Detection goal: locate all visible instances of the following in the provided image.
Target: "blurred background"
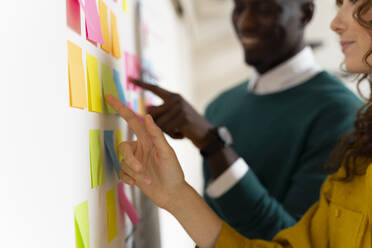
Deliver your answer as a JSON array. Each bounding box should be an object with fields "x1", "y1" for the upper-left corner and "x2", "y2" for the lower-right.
[{"x1": 159, "y1": 0, "x2": 370, "y2": 247}]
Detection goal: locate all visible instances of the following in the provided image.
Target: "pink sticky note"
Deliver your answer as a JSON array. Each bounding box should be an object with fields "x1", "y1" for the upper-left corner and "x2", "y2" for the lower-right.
[
  {"x1": 85, "y1": 22, "x2": 97, "y2": 46},
  {"x1": 79, "y1": 0, "x2": 104, "y2": 44},
  {"x1": 117, "y1": 183, "x2": 139, "y2": 226},
  {"x1": 66, "y1": 0, "x2": 81, "y2": 35},
  {"x1": 124, "y1": 52, "x2": 141, "y2": 91}
]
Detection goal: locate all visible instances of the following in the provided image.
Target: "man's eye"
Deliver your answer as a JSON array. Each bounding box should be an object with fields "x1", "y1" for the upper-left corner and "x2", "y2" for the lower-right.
[
  {"x1": 233, "y1": 4, "x2": 244, "y2": 13},
  {"x1": 256, "y1": 3, "x2": 275, "y2": 14}
]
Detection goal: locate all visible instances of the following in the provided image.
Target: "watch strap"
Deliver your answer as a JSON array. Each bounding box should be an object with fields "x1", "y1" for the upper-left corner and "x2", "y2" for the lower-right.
[{"x1": 200, "y1": 128, "x2": 225, "y2": 158}]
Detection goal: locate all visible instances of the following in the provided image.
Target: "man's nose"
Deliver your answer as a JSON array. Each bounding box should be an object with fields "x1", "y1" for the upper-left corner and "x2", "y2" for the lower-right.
[{"x1": 237, "y1": 8, "x2": 257, "y2": 32}]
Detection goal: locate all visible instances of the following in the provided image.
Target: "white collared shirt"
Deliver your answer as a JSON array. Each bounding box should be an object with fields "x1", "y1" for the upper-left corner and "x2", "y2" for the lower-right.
[{"x1": 206, "y1": 47, "x2": 323, "y2": 198}]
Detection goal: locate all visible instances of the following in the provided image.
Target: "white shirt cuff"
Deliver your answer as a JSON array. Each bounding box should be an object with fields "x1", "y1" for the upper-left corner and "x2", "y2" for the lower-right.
[{"x1": 206, "y1": 158, "x2": 249, "y2": 199}]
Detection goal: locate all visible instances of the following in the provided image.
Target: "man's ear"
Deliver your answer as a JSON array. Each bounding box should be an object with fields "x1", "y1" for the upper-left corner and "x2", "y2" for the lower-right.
[{"x1": 301, "y1": 2, "x2": 315, "y2": 26}]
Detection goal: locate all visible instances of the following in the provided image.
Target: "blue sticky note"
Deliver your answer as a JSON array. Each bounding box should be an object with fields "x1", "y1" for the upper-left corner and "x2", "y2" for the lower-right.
[
  {"x1": 104, "y1": 130, "x2": 121, "y2": 178},
  {"x1": 113, "y1": 69, "x2": 127, "y2": 106},
  {"x1": 133, "y1": 99, "x2": 139, "y2": 113}
]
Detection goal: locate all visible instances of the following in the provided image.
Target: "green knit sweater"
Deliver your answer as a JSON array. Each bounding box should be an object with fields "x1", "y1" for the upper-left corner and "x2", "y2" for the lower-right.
[{"x1": 203, "y1": 71, "x2": 363, "y2": 240}]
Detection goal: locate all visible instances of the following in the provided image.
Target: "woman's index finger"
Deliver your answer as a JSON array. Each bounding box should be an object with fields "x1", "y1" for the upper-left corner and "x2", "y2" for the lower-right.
[{"x1": 105, "y1": 95, "x2": 149, "y2": 141}]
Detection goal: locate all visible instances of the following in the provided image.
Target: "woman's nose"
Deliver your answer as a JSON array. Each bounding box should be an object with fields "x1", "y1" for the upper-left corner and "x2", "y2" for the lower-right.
[{"x1": 330, "y1": 8, "x2": 346, "y2": 35}]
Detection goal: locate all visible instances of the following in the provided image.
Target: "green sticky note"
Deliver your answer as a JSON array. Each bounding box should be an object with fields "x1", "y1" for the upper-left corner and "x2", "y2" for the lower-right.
[
  {"x1": 106, "y1": 188, "x2": 118, "y2": 243},
  {"x1": 74, "y1": 200, "x2": 90, "y2": 248},
  {"x1": 89, "y1": 130, "x2": 105, "y2": 188},
  {"x1": 86, "y1": 53, "x2": 103, "y2": 113},
  {"x1": 101, "y1": 63, "x2": 119, "y2": 114}
]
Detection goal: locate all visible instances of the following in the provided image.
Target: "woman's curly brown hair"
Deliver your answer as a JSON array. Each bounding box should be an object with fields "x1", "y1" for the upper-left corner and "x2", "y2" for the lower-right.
[{"x1": 327, "y1": 0, "x2": 372, "y2": 180}]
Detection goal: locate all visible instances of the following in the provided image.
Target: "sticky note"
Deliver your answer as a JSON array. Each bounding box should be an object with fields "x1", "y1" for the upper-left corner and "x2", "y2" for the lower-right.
[
  {"x1": 85, "y1": 22, "x2": 97, "y2": 46},
  {"x1": 106, "y1": 188, "x2": 118, "y2": 243},
  {"x1": 89, "y1": 130, "x2": 105, "y2": 188},
  {"x1": 133, "y1": 99, "x2": 139, "y2": 113},
  {"x1": 74, "y1": 200, "x2": 90, "y2": 248},
  {"x1": 122, "y1": 0, "x2": 128, "y2": 13},
  {"x1": 66, "y1": 0, "x2": 81, "y2": 34},
  {"x1": 79, "y1": 0, "x2": 104, "y2": 44},
  {"x1": 115, "y1": 129, "x2": 124, "y2": 162},
  {"x1": 104, "y1": 130, "x2": 121, "y2": 177},
  {"x1": 99, "y1": 0, "x2": 111, "y2": 53},
  {"x1": 101, "y1": 63, "x2": 119, "y2": 114},
  {"x1": 113, "y1": 69, "x2": 127, "y2": 105},
  {"x1": 67, "y1": 41, "x2": 87, "y2": 109},
  {"x1": 117, "y1": 183, "x2": 139, "y2": 226},
  {"x1": 124, "y1": 52, "x2": 141, "y2": 91},
  {"x1": 86, "y1": 53, "x2": 103, "y2": 113},
  {"x1": 138, "y1": 96, "x2": 146, "y2": 116},
  {"x1": 110, "y1": 12, "x2": 122, "y2": 59}
]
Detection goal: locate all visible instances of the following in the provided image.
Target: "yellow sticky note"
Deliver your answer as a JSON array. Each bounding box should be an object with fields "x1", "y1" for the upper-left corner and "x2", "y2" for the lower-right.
[
  {"x1": 86, "y1": 53, "x2": 103, "y2": 113},
  {"x1": 111, "y1": 12, "x2": 122, "y2": 59},
  {"x1": 115, "y1": 129, "x2": 124, "y2": 161},
  {"x1": 106, "y1": 188, "x2": 118, "y2": 243},
  {"x1": 138, "y1": 96, "x2": 146, "y2": 116},
  {"x1": 74, "y1": 200, "x2": 90, "y2": 248},
  {"x1": 67, "y1": 41, "x2": 87, "y2": 109},
  {"x1": 99, "y1": 0, "x2": 111, "y2": 53},
  {"x1": 101, "y1": 63, "x2": 119, "y2": 114},
  {"x1": 89, "y1": 130, "x2": 105, "y2": 188},
  {"x1": 122, "y1": 0, "x2": 128, "y2": 13}
]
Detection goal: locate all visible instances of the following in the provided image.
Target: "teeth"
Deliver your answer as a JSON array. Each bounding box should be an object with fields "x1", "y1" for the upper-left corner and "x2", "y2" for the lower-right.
[{"x1": 241, "y1": 37, "x2": 259, "y2": 44}]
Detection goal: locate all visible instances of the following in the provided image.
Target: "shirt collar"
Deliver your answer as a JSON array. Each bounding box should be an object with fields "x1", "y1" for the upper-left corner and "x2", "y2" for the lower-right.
[{"x1": 247, "y1": 47, "x2": 322, "y2": 94}]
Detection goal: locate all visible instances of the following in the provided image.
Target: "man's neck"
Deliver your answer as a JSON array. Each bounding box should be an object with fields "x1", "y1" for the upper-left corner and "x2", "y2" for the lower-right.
[{"x1": 254, "y1": 43, "x2": 305, "y2": 74}]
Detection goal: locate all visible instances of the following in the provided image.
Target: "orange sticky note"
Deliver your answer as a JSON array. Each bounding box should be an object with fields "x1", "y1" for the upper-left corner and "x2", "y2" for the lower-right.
[
  {"x1": 67, "y1": 41, "x2": 87, "y2": 109},
  {"x1": 111, "y1": 12, "x2": 122, "y2": 59},
  {"x1": 86, "y1": 53, "x2": 103, "y2": 113},
  {"x1": 106, "y1": 188, "x2": 118, "y2": 243},
  {"x1": 99, "y1": 0, "x2": 111, "y2": 53}
]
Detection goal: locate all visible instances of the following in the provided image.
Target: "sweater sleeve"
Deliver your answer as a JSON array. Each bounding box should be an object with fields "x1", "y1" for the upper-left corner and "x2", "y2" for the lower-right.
[
  {"x1": 203, "y1": 97, "x2": 360, "y2": 240},
  {"x1": 214, "y1": 178, "x2": 331, "y2": 248}
]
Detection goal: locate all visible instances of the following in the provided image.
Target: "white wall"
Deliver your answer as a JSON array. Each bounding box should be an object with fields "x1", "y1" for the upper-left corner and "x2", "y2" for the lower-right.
[{"x1": 0, "y1": 0, "x2": 197, "y2": 248}]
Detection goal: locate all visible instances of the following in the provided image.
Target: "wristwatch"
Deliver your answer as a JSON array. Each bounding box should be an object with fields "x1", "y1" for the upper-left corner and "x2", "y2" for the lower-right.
[{"x1": 200, "y1": 126, "x2": 233, "y2": 158}]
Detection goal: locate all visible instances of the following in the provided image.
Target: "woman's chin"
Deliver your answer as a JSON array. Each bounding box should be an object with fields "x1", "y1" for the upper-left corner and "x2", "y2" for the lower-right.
[{"x1": 344, "y1": 58, "x2": 372, "y2": 74}]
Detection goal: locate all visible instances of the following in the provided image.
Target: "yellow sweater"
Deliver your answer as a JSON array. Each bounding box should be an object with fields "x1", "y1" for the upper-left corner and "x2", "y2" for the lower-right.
[{"x1": 215, "y1": 165, "x2": 372, "y2": 248}]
